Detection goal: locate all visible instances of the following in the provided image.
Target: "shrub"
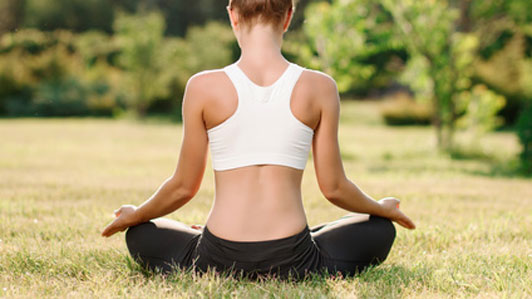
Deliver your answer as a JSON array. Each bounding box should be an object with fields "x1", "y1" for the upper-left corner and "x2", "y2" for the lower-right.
[
  {"x1": 0, "y1": 19, "x2": 236, "y2": 118},
  {"x1": 456, "y1": 84, "x2": 506, "y2": 139},
  {"x1": 475, "y1": 33, "x2": 532, "y2": 125},
  {"x1": 23, "y1": 0, "x2": 114, "y2": 33},
  {"x1": 0, "y1": 29, "x2": 121, "y2": 117},
  {"x1": 380, "y1": 93, "x2": 433, "y2": 126}
]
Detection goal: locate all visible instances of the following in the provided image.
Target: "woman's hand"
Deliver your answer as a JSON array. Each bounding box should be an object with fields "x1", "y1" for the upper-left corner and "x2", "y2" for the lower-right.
[
  {"x1": 101, "y1": 205, "x2": 140, "y2": 237},
  {"x1": 379, "y1": 197, "x2": 416, "y2": 230}
]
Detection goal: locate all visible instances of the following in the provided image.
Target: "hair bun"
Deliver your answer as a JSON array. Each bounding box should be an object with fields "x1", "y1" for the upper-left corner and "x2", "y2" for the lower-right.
[{"x1": 229, "y1": 0, "x2": 295, "y2": 28}]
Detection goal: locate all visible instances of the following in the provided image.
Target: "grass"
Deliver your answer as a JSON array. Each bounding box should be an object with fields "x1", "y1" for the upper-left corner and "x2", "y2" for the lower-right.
[{"x1": 1, "y1": 101, "x2": 531, "y2": 298}]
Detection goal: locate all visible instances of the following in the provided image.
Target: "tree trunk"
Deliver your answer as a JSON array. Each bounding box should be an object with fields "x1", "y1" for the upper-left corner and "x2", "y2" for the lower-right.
[
  {"x1": 432, "y1": 96, "x2": 444, "y2": 150},
  {"x1": 0, "y1": 0, "x2": 25, "y2": 35}
]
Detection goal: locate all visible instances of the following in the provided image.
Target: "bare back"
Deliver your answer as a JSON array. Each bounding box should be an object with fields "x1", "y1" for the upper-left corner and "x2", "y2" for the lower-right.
[{"x1": 200, "y1": 62, "x2": 321, "y2": 241}]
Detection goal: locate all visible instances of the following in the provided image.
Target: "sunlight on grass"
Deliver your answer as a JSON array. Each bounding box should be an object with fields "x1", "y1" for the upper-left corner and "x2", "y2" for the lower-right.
[{"x1": 1, "y1": 101, "x2": 530, "y2": 297}]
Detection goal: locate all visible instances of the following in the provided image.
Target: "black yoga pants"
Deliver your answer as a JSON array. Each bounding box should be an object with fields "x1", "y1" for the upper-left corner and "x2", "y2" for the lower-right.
[{"x1": 125, "y1": 214, "x2": 396, "y2": 278}]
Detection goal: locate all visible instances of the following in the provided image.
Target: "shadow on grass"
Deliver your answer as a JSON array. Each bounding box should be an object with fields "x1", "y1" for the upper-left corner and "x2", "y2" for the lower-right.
[
  {"x1": 449, "y1": 148, "x2": 531, "y2": 178},
  {"x1": 359, "y1": 264, "x2": 431, "y2": 284},
  {"x1": 125, "y1": 255, "x2": 427, "y2": 294}
]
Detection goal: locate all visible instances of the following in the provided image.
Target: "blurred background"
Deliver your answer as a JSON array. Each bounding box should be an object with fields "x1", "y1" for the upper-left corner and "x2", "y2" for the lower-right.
[{"x1": 0, "y1": 0, "x2": 531, "y2": 173}]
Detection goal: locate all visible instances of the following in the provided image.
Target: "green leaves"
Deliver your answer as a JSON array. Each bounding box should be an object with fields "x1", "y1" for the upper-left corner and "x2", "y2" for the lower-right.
[
  {"x1": 113, "y1": 13, "x2": 235, "y2": 117},
  {"x1": 302, "y1": 0, "x2": 507, "y2": 151},
  {"x1": 303, "y1": 0, "x2": 401, "y2": 93}
]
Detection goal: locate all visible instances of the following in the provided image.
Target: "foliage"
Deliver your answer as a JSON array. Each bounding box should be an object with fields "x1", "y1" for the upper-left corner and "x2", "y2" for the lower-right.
[
  {"x1": 3, "y1": 0, "x2": 318, "y2": 37},
  {"x1": 113, "y1": 15, "x2": 235, "y2": 117},
  {"x1": 456, "y1": 84, "x2": 506, "y2": 142},
  {"x1": 180, "y1": 22, "x2": 236, "y2": 77},
  {"x1": 0, "y1": 15, "x2": 236, "y2": 118},
  {"x1": 303, "y1": 0, "x2": 506, "y2": 152},
  {"x1": 0, "y1": 29, "x2": 119, "y2": 116},
  {"x1": 113, "y1": 12, "x2": 175, "y2": 116},
  {"x1": 23, "y1": 0, "x2": 115, "y2": 33},
  {"x1": 379, "y1": 93, "x2": 432, "y2": 126},
  {"x1": 383, "y1": 0, "x2": 485, "y2": 151},
  {"x1": 301, "y1": 0, "x2": 406, "y2": 94},
  {"x1": 471, "y1": 0, "x2": 532, "y2": 31},
  {"x1": 474, "y1": 33, "x2": 532, "y2": 123},
  {"x1": 465, "y1": 0, "x2": 532, "y2": 125}
]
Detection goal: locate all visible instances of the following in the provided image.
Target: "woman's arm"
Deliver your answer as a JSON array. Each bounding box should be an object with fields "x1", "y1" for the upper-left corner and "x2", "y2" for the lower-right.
[
  {"x1": 311, "y1": 74, "x2": 415, "y2": 229},
  {"x1": 102, "y1": 74, "x2": 209, "y2": 237}
]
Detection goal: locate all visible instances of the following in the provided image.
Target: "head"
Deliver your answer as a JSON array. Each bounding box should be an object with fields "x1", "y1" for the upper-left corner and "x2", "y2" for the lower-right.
[{"x1": 227, "y1": 0, "x2": 296, "y2": 37}]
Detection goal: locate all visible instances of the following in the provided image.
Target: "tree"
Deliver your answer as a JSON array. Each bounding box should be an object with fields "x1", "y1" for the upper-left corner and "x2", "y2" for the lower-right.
[
  {"x1": 114, "y1": 12, "x2": 176, "y2": 116},
  {"x1": 0, "y1": 0, "x2": 25, "y2": 35},
  {"x1": 302, "y1": 1, "x2": 405, "y2": 93},
  {"x1": 23, "y1": 0, "x2": 114, "y2": 33},
  {"x1": 303, "y1": 0, "x2": 505, "y2": 151},
  {"x1": 381, "y1": 0, "x2": 480, "y2": 150}
]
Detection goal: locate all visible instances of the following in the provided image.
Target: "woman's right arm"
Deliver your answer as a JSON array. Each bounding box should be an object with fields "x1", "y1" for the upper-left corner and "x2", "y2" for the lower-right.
[
  {"x1": 101, "y1": 74, "x2": 210, "y2": 237},
  {"x1": 311, "y1": 73, "x2": 415, "y2": 229}
]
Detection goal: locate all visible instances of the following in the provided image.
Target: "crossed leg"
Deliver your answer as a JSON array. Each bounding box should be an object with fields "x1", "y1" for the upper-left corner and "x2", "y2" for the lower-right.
[
  {"x1": 125, "y1": 218, "x2": 201, "y2": 273},
  {"x1": 311, "y1": 214, "x2": 396, "y2": 276}
]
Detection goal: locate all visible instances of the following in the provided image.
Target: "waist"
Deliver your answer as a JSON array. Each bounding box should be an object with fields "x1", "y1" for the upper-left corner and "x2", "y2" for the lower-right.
[
  {"x1": 199, "y1": 225, "x2": 313, "y2": 263},
  {"x1": 205, "y1": 205, "x2": 308, "y2": 241}
]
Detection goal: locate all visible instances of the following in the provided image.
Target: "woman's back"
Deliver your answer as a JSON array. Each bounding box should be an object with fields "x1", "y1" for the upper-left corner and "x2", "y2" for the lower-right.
[
  {"x1": 102, "y1": 0, "x2": 414, "y2": 278},
  {"x1": 199, "y1": 60, "x2": 322, "y2": 241}
]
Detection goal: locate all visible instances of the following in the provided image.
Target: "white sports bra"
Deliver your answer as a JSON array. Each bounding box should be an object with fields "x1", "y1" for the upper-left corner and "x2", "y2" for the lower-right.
[{"x1": 207, "y1": 61, "x2": 314, "y2": 171}]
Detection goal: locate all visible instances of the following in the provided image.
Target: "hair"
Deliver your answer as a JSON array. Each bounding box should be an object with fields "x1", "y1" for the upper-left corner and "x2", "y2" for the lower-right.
[{"x1": 229, "y1": 0, "x2": 297, "y2": 29}]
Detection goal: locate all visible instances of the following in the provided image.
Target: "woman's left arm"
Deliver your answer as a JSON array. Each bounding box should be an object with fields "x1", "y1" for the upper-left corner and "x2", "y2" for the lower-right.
[{"x1": 102, "y1": 75, "x2": 208, "y2": 237}]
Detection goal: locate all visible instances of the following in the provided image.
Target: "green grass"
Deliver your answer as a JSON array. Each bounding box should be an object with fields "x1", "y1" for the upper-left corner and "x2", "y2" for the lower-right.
[{"x1": 1, "y1": 101, "x2": 531, "y2": 298}]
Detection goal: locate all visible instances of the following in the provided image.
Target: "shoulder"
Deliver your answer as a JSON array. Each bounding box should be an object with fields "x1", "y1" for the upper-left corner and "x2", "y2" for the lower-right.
[
  {"x1": 300, "y1": 68, "x2": 338, "y2": 93},
  {"x1": 298, "y1": 67, "x2": 340, "y2": 109},
  {"x1": 185, "y1": 68, "x2": 229, "y2": 94},
  {"x1": 183, "y1": 68, "x2": 234, "y2": 107}
]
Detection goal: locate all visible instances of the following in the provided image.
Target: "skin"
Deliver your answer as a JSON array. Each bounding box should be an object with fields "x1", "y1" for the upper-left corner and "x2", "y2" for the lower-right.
[{"x1": 102, "y1": 4, "x2": 415, "y2": 240}]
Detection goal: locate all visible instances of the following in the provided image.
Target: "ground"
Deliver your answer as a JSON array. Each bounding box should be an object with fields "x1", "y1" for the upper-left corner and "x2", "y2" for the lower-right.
[{"x1": 0, "y1": 101, "x2": 530, "y2": 298}]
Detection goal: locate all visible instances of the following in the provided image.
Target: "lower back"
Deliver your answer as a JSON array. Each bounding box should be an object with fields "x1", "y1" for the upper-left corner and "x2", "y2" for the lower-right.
[{"x1": 205, "y1": 165, "x2": 308, "y2": 241}]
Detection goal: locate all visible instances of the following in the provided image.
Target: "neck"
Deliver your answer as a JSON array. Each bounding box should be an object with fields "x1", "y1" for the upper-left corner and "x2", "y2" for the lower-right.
[{"x1": 237, "y1": 24, "x2": 285, "y2": 66}]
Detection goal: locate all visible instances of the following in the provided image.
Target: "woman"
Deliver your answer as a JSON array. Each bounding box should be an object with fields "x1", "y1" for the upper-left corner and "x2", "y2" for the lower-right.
[{"x1": 102, "y1": 0, "x2": 415, "y2": 279}]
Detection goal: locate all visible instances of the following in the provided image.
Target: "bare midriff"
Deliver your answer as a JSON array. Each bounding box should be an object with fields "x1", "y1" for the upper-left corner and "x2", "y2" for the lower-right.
[{"x1": 205, "y1": 164, "x2": 308, "y2": 242}]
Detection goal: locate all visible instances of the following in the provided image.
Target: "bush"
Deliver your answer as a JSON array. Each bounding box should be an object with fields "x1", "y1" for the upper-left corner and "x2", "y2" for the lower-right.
[
  {"x1": 456, "y1": 84, "x2": 506, "y2": 139},
  {"x1": 475, "y1": 33, "x2": 532, "y2": 125},
  {"x1": 0, "y1": 18, "x2": 236, "y2": 118},
  {"x1": 23, "y1": 0, "x2": 114, "y2": 33},
  {"x1": 112, "y1": 13, "x2": 236, "y2": 117},
  {"x1": 0, "y1": 29, "x2": 121, "y2": 117},
  {"x1": 380, "y1": 93, "x2": 433, "y2": 126},
  {"x1": 6, "y1": 77, "x2": 89, "y2": 116}
]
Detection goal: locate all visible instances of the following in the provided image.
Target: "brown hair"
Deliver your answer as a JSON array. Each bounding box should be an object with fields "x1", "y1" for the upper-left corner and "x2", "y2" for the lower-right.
[{"x1": 229, "y1": 0, "x2": 296, "y2": 29}]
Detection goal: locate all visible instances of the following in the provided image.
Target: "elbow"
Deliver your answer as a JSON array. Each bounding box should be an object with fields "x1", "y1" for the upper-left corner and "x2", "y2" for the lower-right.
[
  {"x1": 320, "y1": 177, "x2": 347, "y2": 203},
  {"x1": 173, "y1": 186, "x2": 195, "y2": 203},
  {"x1": 168, "y1": 179, "x2": 196, "y2": 204}
]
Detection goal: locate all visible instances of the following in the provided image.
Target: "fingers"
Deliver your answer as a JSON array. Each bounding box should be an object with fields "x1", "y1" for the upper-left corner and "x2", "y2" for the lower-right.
[
  {"x1": 101, "y1": 225, "x2": 113, "y2": 237},
  {"x1": 397, "y1": 214, "x2": 416, "y2": 230},
  {"x1": 400, "y1": 211, "x2": 416, "y2": 229},
  {"x1": 397, "y1": 219, "x2": 415, "y2": 230},
  {"x1": 101, "y1": 219, "x2": 123, "y2": 237},
  {"x1": 101, "y1": 222, "x2": 116, "y2": 237},
  {"x1": 102, "y1": 225, "x2": 121, "y2": 237},
  {"x1": 404, "y1": 218, "x2": 416, "y2": 229},
  {"x1": 387, "y1": 198, "x2": 415, "y2": 230}
]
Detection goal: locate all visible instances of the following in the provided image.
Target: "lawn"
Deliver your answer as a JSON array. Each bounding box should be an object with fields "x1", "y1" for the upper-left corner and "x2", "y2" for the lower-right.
[{"x1": 1, "y1": 101, "x2": 530, "y2": 298}]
